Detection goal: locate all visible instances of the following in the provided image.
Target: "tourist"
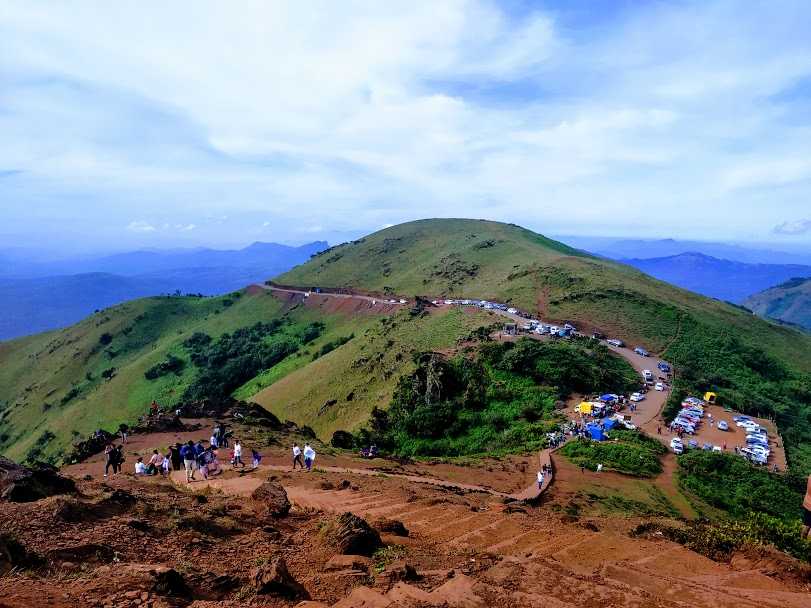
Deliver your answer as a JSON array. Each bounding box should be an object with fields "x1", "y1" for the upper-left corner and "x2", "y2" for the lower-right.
[
  {"x1": 596, "y1": 463, "x2": 603, "y2": 473},
  {"x1": 119, "y1": 423, "x2": 128, "y2": 444},
  {"x1": 233, "y1": 439, "x2": 245, "y2": 468},
  {"x1": 162, "y1": 449, "x2": 171, "y2": 476},
  {"x1": 537, "y1": 471, "x2": 544, "y2": 489},
  {"x1": 199, "y1": 447, "x2": 210, "y2": 480},
  {"x1": 104, "y1": 444, "x2": 115, "y2": 477},
  {"x1": 292, "y1": 444, "x2": 303, "y2": 470},
  {"x1": 170, "y1": 443, "x2": 182, "y2": 471},
  {"x1": 149, "y1": 400, "x2": 159, "y2": 416},
  {"x1": 180, "y1": 440, "x2": 196, "y2": 482},
  {"x1": 147, "y1": 449, "x2": 162, "y2": 475},
  {"x1": 303, "y1": 443, "x2": 316, "y2": 471},
  {"x1": 251, "y1": 448, "x2": 262, "y2": 469},
  {"x1": 135, "y1": 456, "x2": 146, "y2": 475},
  {"x1": 210, "y1": 430, "x2": 218, "y2": 449},
  {"x1": 112, "y1": 445, "x2": 124, "y2": 474}
]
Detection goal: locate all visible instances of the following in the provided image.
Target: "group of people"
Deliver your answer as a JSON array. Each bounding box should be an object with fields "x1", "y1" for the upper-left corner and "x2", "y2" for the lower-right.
[{"x1": 292, "y1": 443, "x2": 316, "y2": 471}]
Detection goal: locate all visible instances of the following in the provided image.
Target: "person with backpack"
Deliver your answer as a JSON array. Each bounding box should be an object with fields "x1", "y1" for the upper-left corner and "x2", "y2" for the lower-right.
[{"x1": 180, "y1": 440, "x2": 196, "y2": 482}]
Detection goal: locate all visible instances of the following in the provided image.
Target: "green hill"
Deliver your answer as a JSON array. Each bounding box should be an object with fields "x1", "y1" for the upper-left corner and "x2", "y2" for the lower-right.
[
  {"x1": 0, "y1": 289, "x2": 366, "y2": 463},
  {"x1": 278, "y1": 219, "x2": 811, "y2": 471},
  {"x1": 744, "y1": 277, "x2": 811, "y2": 331}
]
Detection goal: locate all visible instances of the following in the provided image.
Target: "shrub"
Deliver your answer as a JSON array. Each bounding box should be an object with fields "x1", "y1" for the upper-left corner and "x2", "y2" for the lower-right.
[
  {"x1": 98, "y1": 332, "x2": 113, "y2": 345},
  {"x1": 144, "y1": 354, "x2": 186, "y2": 380},
  {"x1": 560, "y1": 435, "x2": 664, "y2": 477}
]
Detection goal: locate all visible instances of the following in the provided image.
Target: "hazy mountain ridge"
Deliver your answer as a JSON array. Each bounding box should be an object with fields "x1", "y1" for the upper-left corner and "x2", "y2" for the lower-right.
[
  {"x1": 620, "y1": 252, "x2": 811, "y2": 303},
  {"x1": 745, "y1": 277, "x2": 811, "y2": 330}
]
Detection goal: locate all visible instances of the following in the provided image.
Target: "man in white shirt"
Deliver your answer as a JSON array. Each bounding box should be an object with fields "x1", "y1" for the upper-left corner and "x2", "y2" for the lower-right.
[
  {"x1": 292, "y1": 444, "x2": 303, "y2": 470},
  {"x1": 233, "y1": 440, "x2": 245, "y2": 468},
  {"x1": 134, "y1": 458, "x2": 146, "y2": 475}
]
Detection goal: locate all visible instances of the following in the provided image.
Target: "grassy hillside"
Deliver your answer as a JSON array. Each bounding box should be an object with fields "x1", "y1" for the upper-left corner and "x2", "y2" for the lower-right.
[
  {"x1": 744, "y1": 277, "x2": 811, "y2": 331},
  {"x1": 251, "y1": 306, "x2": 494, "y2": 438},
  {"x1": 0, "y1": 289, "x2": 360, "y2": 462},
  {"x1": 278, "y1": 219, "x2": 811, "y2": 471}
]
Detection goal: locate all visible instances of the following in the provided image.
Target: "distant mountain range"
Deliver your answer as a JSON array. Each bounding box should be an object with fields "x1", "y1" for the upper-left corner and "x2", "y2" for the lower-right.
[
  {"x1": 621, "y1": 252, "x2": 811, "y2": 304},
  {"x1": 0, "y1": 241, "x2": 327, "y2": 340},
  {"x1": 555, "y1": 235, "x2": 811, "y2": 266},
  {"x1": 745, "y1": 277, "x2": 811, "y2": 331}
]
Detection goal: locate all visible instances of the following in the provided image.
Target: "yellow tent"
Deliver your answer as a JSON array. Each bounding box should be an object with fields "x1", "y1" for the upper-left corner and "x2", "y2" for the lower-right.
[
  {"x1": 577, "y1": 402, "x2": 594, "y2": 415},
  {"x1": 704, "y1": 391, "x2": 717, "y2": 404}
]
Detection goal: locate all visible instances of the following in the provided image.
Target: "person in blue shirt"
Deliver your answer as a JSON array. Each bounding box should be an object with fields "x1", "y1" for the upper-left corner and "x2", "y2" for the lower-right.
[{"x1": 180, "y1": 440, "x2": 196, "y2": 482}]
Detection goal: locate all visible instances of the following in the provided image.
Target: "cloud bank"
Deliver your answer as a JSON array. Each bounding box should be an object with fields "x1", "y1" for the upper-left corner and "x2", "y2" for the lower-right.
[{"x1": 2, "y1": 1, "x2": 811, "y2": 251}]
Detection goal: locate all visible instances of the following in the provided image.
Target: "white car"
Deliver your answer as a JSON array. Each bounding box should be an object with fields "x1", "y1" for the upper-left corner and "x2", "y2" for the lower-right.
[
  {"x1": 670, "y1": 438, "x2": 684, "y2": 454},
  {"x1": 606, "y1": 338, "x2": 624, "y2": 347},
  {"x1": 654, "y1": 382, "x2": 664, "y2": 391},
  {"x1": 507, "y1": 307, "x2": 518, "y2": 314},
  {"x1": 613, "y1": 415, "x2": 636, "y2": 430},
  {"x1": 549, "y1": 326, "x2": 559, "y2": 334},
  {"x1": 630, "y1": 392, "x2": 645, "y2": 402}
]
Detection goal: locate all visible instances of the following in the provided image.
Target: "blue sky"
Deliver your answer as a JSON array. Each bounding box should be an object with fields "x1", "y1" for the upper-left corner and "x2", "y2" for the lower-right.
[{"x1": 2, "y1": 0, "x2": 811, "y2": 253}]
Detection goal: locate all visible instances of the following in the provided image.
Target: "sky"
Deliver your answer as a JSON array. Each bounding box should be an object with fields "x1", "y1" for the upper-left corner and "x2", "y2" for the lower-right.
[{"x1": 2, "y1": 0, "x2": 811, "y2": 254}]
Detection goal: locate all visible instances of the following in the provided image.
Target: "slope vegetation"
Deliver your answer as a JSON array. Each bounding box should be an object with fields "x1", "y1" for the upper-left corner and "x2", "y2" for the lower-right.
[
  {"x1": 745, "y1": 276, "x2": 811, "y2": 331},
  {"x1": 278, "y1": 219, "x2": 811, "y2": 471}
]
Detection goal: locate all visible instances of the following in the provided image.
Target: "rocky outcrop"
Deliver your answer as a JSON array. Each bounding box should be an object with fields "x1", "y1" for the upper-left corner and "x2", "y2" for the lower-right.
[
  {"x1": 372, "y1": 518, "x2": 409, "y2": 537},
  {"x1": 251, "y1": 556, "x2": 309, "y2": 599},
  {"x1": 331, "y1": 512, "x2": 383, "y2": 557},
  {"x1": 66, "y1": 430, "x2": 116, "y2": 464},
  {"x1": 0, "y1": 457, "x2": 76, "y2": 502},
  {"x1": 251, "y1": 481, "x2": 291, "y2": 518},
  {"x1": 0, "y1": 534, "x2": 41, "y2": 574}
]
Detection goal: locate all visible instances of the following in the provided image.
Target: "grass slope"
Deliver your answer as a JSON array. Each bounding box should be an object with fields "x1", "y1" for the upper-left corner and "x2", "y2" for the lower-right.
[
  {"x1": 0, "y1": 290, "x2": 357, "y2": 462},
  {"x1": 252, "y1": 307, "x2": 493, "y2": 438},
  {"x1": 278, "y1": 219, "x2": 811, "y2": 471},
  {"x1": 744, "y1": 277, "x2": 811, "y2": 331}
]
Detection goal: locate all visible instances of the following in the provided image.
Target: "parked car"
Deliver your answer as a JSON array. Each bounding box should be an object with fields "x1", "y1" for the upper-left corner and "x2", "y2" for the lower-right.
[
  {"x1": 634, "y1": 346, "x2": 650, "y2": 357},
  {"x1": 687, "y1": 439, "x2": 699, "y2": 449},
  {"x1": 643, "y1": 370, "x2": 654, "y2": 382},
  {"x1": 683, "y1": 397, "x2": 705, "y2": 407},
  {"x1": 630, "y1": 392, "x2": 645, "y2": 402},
  {"x1": 702, "y1": 443, "x2": 713, "y2": 450},
  {"x1": 654, "y1": 382, "x2": 664, "y2": 391},
  {"x1": 606, "y1": 338, "x2": 624, "y2": 347},
  {"x1": 657, "y1": 361, "x2": 671, "y2": 373},
  {"x1": 717, "y1": 420, "x2": 729, "y2": 431},
  {"x1": 670, "y1": 438, "x2": 684, "y2": 454},
  {"x1": 613, "y1": 415, "x2": 636, "y2": 430},
  {"x1": 712, "y1": 445, "x2": 723, "y2": 453},
  {"x1": 592, "y1": 332, "x2": 606, "y2": 340}
]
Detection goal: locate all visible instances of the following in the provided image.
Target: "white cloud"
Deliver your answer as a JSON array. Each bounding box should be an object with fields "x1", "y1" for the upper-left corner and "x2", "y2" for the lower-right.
[
  {"x1": 774, "y1": 219, "x2": 811, "y2": 235},
  {"x1": 2, "y1": 0, "x2": 811, "y2": 248},
  {"x1": 126, "y1": 220, "x2": 156, "y2": 233}
]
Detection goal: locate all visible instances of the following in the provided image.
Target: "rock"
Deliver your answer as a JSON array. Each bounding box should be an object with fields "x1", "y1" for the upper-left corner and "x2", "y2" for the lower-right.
[
  {"x1": 251, "y1": 556, "x2": 309, "y2": 599},
  {"x1": 0, "y1": 534, "x2": 41, "y2": 575},
  {"x1": 338, "y1": 479, "x2": 351, "y2": 490},
  {"x1": 319, "y1": 480, "x2": 335, "y2": 490},
  {"x1": 251, "y1": 481, "x2": 291, "y2": 518},
  {"x1": 0, "y1": 456, "x2": 76, "y2": 502},
  {"x1": 47, "y1": 543, "x2": 115, "y2": 565},
  {"x1": 330, "y1": 430, "x2": 355, "y2": 449},
  {"x1": 294, "y1": 602, "x2": 329, "y2": 608},
  {"x1": 503, "y1": 504, "x2": 528, "y2": 515},
  {"x1": 332, "y1": 512, "x2": 383, "y2": 557},
  {"x1": 299, "y1": 425, "x2": 317, "y2": 440},
  {"x1": 372, "y1": 518, "x2": 409, "y2": 537},
  {"x1": 323, "y1": 554, "x2": 372, "y2": 572},
  {"x1": 150, "y1": 567, "x2": 190, "y2": 598},
  {"x1": 53, "y1": 497, "x2": 94, "y2": 522},
  {"x1": 65, "y1": 431, "x2": 116, "y2": 464},
  {"x1": 384, "y1": 560, "x2": 419, "y2": 583},
  {"x1": 581, "y1": 521, "x2": 600, "y2": 532},
  {"x1": 261, "y1": 525, "x2": 281, "y2": 540},
  {"x1": 210, "y1": 574, "x2": 240, "y2": 592}
]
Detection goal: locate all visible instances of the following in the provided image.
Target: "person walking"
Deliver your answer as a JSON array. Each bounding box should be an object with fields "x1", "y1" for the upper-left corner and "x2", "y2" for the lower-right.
[
  {"x1": 119, "y1": 423, "x2": 128, "y2": 444},
  {"x1": 112, "y1": 445, "x2": 124, "y2": 474},
  {"x1": 251, "y1": 448, "x2": 262, "y2": 469},
  {"x1": 180, "y1": 440, "x2": 196, "y2": 482},
  {"x1": 537, "y1": 471, "x2": 544, "y2": 489},
  {"x1": 596, "y1": 463, "x2": 603, "y2": 473},
  {"x1": 170, "y1": 443, "x2": 182, "y2": 471},
  {"x1": 233, "y1": 439, "x2": 245, "y2": 468},
  {"x1": 303, "y1": 443, "x2": 316, "y2": 472},
  {"x1": 292, "y1": 444, "x2": 304, "y2": 470},
  {"x1": 104, "y1": 444, "x2": 115, "y2": 477}
]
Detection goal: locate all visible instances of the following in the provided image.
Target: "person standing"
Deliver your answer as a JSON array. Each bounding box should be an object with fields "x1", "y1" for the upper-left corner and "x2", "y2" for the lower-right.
[
  {"x1": 537, "y1": 471, "x2": 544, "y2": 489},
  {"x1": 233, "y1": 439, "x2": 245, "y2": 468},
  {"x1": 251, "y1": 448, "x2": 262, "y2": 469},
  {"x1": 170, "y1": 443, "x2": 182, "y2": 471},
  {"x1": 303, "y1": 443, "x2": 316, "y2": 472},
  {"x1": 119, "y1": 423, "x2": 128, "y2": 444},
  {"x1": 112, "y1": 445, "x2": 124, "y2": 474},
  {"x1": 180, "y1": 440, "x2": 196, "y2": 482},
  {"x1": 104, "y1": 444, "x2": 115, "y2": 477},
  {"x1": 802, "y1": 474, "x2": 811, "y2": 540},
  {"x1": 292, "y1": 444, "x2": 303, "y2": 470},
  {"x1": 210, "y1": 430, "x2": 218, "y2": 449}
]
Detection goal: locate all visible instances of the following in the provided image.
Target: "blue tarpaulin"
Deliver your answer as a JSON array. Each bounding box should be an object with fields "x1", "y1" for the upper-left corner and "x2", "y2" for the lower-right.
[
  {"x1": 603, "y1": 418, "x2": 617, "y2": 431},
  {"x1": 586, "y1": 423, "x2": 605, "y2": 441},
  {"x1": 599, "y1": 394, "x2": 616, "y2": 402}
]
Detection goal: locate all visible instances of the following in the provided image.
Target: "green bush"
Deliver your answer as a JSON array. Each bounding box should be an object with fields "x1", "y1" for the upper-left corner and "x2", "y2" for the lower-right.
[
  {"x1": 560, "y1": 433, "x2": 664, "y2": 477},
  {"x1": 677, "y1": 450, "x2": 802, "y2": 521},
  {"x1": 144, "y1": 354, "x2": 185, "y2": 380}
]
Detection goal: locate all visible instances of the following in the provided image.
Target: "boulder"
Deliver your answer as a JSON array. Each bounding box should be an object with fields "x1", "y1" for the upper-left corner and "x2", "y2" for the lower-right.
[
  {"x1": 384, "y1": 560, "x2": 419, "y2": 583},
  {"x1": 251, "y1": 481, "x2": 291, "y2": 518},
  {"x1": 251, "y1": 556, "x2": 309, "y2": 599},
  {"x1": 66, "y1": 430, "x2": 116, "y2": 464},
  {"x1": 372, "y1": 518, "x2": 409, "y2": 537},
  {"x1": 330, "y1": 430, "x2": 355, "y2": 449},
  {"x1": 0, "y1": 457, "x2": 76, "y2": 503},
  {"x1": 47, "y1": 543, "x2": 115, "y2": 566},
  {"x1": 332, "y1": 512, "x2": 383, "y2": 557},
  {"x1": 150, "y1": 567, "x2": 191, "y2": 598},
  {"x1": 322, "y1": 554, "x2": 372, "y2": 572},
  {"x1": 0, "y1": 534, "x2": 41, "y2": 575}
]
